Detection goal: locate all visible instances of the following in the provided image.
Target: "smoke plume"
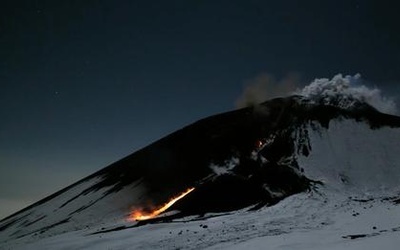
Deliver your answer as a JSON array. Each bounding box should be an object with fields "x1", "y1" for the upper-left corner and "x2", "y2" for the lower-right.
[
  {"x1": 297, "y1": 74, "x2": 398, "y2": 115},
  {"x1": 235, "y1": 73, "x2": 300, "y2": 109}
]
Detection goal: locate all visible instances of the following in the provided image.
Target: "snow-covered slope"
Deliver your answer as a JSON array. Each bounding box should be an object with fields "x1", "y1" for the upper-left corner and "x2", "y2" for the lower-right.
[
  {"x1": 1, "y1": 75, "x2": 399, "y2": 249},
  {"x1": 298, "y1": 119, "x2": 400, "y2": 195}
]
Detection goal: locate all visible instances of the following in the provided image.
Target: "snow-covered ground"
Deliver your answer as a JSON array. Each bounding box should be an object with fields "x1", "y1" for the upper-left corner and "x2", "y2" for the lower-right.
[
  {"x1": 2, "y1": 116, "x2": 400, "y2": 249},
  {"x1": 4, "y1": 188, "x2": 399, "y2": 249}
]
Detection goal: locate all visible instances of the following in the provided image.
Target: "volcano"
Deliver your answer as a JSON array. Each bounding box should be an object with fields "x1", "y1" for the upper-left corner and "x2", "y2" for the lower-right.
[{"x1": 1, "y1": 75, "x2": 400, "y2": 249}]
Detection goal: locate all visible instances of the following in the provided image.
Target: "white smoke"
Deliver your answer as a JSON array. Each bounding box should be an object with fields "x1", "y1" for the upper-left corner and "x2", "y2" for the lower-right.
[
  {"x1": 297, "y1": 74, "x2": 398, "y2": 115},
  {"x1": 209, "y1": 157, "x2": 239, "y2": 176}
]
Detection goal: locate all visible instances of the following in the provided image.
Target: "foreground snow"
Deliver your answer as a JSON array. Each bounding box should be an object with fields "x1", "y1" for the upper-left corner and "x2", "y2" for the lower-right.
[{"x1": 4, "y1": 189, "x2": 399, "y2": 250}]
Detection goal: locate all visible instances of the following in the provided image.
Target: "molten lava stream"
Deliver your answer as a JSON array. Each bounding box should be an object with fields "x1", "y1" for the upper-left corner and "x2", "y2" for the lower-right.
[{"x1": 130, "y1": 187, "x2": 195, "y2": 221}]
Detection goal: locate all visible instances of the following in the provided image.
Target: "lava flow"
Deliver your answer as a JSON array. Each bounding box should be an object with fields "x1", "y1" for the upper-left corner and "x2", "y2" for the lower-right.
[{"x1": 130, "y1": 187, "x2": 195, "y2": 221}]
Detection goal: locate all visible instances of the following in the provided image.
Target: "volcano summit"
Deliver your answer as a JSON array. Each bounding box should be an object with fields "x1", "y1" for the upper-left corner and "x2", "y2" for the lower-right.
[{"x1": 1, "y1": 75, "x2": 400, "y2": 249}]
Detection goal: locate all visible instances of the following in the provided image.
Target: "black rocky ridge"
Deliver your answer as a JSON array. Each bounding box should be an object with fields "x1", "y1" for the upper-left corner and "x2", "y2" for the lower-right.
[{"x1": 2, "y1": 95, "x2": 400, "y2": 227}]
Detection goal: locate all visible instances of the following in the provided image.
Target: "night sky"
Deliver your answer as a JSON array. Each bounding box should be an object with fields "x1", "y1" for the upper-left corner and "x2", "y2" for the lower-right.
[{"x1": 1, "y1": 0, "x2": 399, "y2": 219}]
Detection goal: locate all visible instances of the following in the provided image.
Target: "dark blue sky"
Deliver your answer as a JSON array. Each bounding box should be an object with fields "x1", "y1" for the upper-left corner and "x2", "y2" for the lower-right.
[{"x1": 1, "y1": 0, "x2": 399, "y2": 219}]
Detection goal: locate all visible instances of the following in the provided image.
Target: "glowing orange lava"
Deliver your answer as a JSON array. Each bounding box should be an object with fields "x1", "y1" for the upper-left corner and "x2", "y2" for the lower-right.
[
  {"x1": 130, "y1": 187, "x2": 195, "y2": 221},
  {"x1": 256, "y1": 140, "x2": 265, "y2": 148}
]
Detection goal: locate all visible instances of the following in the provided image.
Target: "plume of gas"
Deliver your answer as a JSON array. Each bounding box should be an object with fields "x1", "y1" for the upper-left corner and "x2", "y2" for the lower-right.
[
  {"x1": 235, "y1": 73, "x2": 300, "y2": 109},
  {"x1": 297, "y1": 74, "x2": 398, "y2": 115}
]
